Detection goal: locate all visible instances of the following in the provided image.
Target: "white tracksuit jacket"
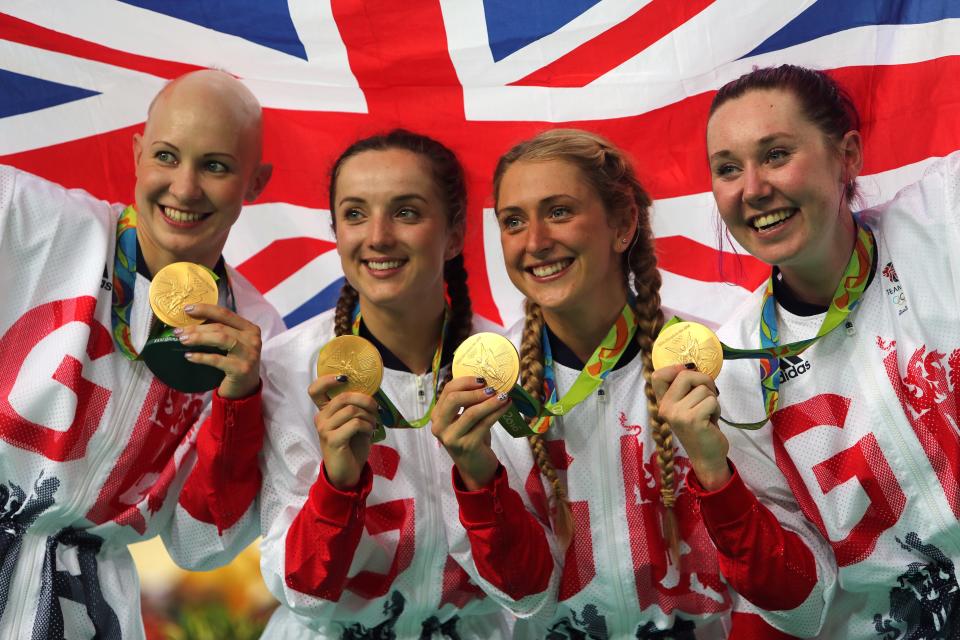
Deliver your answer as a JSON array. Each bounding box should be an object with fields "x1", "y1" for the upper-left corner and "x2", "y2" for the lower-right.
[
  {"x1": 258, "y1": 309, "x2": 554, "y2": 639},
  {"x1": 0, "y1": 166, "x2": 284, "y2": 639},
  {"x1": 708, "y1": 151, "x2": 960, "y2": 638}
]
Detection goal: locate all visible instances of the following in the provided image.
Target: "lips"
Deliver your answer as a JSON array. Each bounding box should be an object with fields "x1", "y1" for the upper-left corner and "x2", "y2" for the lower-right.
[
  {"x1": 527, "y1": 258, "x2": 573, "y2": 278},
  {"x1": 363, "y1": 258, "x2": 407, "y2": 272},
  {"x1": 161, "y1": 205, "x2": 211, "y2": 226},
  {"x1": 749, "y1": 208, "x2": 796, "y2": 231}
]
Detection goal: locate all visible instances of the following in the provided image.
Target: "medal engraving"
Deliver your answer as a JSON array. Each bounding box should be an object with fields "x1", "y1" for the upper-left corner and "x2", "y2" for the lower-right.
[
  {"x1": 149, "y1": 262, "x2": 218, "y2": 328},
  {"x1": 652, "y1": 321, "x2": 724, "y2": 379},
  {"x1": 452, "y1": 333, "x2": 520, "y2": 395},
  {"x1": 316, "y1": 335, "x2": 383, "y2": 397}
]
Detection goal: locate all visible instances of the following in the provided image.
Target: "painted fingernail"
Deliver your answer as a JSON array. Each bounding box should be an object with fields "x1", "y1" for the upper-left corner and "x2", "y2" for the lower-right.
[
  {"x1": 184, "y1": 305, "x2": 195, "y2": 313},
  {"x1": 172, "y1": 327, "x2": 184, "y2": 335},
  {"x1": 483, "y1": 386, "x2": 495, "y2": 396},
  {"x1": 336, "y1": 374, "x2": 348, "y2": 383},
  {"x1": 497, "y1": 392, "x2": 509, "y2": 402},
  {"x1": 684, "y1": 362, "x2": 697, "y2": 370},
  {"x1": 178, "y1": 334, "x2": 189, "y2": 342},
  {"x1": 184, "y1": 352, "x2": 195, "y2": 360},
  {"x1": 476, "y1": 377, "x2": 486, "y2": 385}
]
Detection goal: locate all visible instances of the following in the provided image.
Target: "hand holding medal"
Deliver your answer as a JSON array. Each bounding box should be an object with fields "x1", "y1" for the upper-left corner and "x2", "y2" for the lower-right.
[
  {"x1": 310, "y1": 335, "x2": 384, "y2": 489},
  {"x1": 142, "y1": 262, "x2": 263, "y2": 397}
]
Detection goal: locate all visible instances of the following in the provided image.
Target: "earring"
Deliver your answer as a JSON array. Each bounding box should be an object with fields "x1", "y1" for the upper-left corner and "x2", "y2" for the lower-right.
[{"x1": 621, "y1": 238, "x2": 628, "y2": 244}]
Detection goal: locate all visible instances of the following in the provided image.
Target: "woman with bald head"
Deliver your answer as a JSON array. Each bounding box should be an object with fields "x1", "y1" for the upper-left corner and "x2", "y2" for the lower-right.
[{"x1": 0, "y1": 70, "x2": 284, "y2": 638}]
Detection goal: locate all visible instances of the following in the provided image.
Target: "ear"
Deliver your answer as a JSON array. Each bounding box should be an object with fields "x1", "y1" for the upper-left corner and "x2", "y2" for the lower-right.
[
  {"x1": 614, "y1": 204, "x2": 640, "y2": 255},
  {"x1": 132, "y1": 133, "x2": 143, "y2": 170},
  {"x1": 244, "y1": 163, "x2": 273, "y2": 202},
  {"x1": 839, "y1": 130, "x2": 863, "y2": 183},
  {"x1": 444, "y1": 222, "x2": 466, "y2": 262}
]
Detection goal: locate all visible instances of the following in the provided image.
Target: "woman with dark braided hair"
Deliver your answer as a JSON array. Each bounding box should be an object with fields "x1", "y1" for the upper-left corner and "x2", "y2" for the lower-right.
[
  {"x1": 432, "y1": 129, "x2": 796, "y2": 638},
  {"x1": 655, "y1": 64, "x2": 960, "y2": 638},
  {"x1": 255, "y1": 130, "x2": 549, "y2": 638}
]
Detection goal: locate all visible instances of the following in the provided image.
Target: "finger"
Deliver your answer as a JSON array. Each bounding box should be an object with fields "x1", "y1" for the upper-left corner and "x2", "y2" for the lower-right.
[
  {"x1": 184, "y1": 303, "x2": 259, "y2": 333},
  {"x1": 314, "y1": 386, "x2": 379, "y2": 416},
  {"x1": 441, "y1": 375, "x2": 490, "y2": 393},
  {"x1": 659, "y1": 369, "x2": 718, "y2": 408},
  {"x1": 447, "y1": 392, "x2": 511, "y2": 441},
  {"x1": 650, "y1": 364, "x2": 683, "y2": 402},
  {"x1": 324, "y1": 415, "x2": 378, "y2": 449},
  {"x1": 178, "y1": 324, "x2": 248, "y2": 357},
  {"x1": 321, "y1": 402, "x2": 378, "y2": 434},
  {"x1": 433, "y1": 381, "x2": 495, "y2": 428},
  {"x1": 689, "y1": 394, "x2": 722, "y2": 429}
]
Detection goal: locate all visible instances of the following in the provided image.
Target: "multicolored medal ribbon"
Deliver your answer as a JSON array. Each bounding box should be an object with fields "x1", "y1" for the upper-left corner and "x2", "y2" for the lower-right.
[
  {"x1": 350, "y1": 306, "x2": 447, "y2": 430},
  {"x1": 453, "y1": 304, "x2": 639, "y2": 437},
  {"x1": 110, "y1": 206, "x2": 237, "y2": 392},
  {"x1": 653, "y1": 223, "x2": 876, "y2": 429}
]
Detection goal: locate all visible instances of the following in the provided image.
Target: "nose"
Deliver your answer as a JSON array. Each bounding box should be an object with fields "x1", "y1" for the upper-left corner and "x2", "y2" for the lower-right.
[
  {"x1": 742, "y1": 164, "x2": 772, "y2": 206},
  {"x1": 525, "y1": 217, "x2": 553, "y2": 256},
  {"x1": 367, "y1": 213, "x2": 395, "y2": 249},
  {"x1": 169, "y1": 165, "x2": 202, "y2": 203}
]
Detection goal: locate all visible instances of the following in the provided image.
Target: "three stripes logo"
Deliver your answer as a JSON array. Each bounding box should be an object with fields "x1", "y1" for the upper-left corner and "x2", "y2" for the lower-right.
[{"x1": 779, "y1": 355, "x2": 811, "y2": 384}]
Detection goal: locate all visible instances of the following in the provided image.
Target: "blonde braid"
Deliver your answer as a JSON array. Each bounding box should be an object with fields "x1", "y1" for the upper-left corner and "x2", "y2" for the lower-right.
[
  {"x1": 333, "y1": 282, "x2": 359, "y2": 337},
  {"x1": 521, "y1": 300, "x2": 573, "y2": 550}
]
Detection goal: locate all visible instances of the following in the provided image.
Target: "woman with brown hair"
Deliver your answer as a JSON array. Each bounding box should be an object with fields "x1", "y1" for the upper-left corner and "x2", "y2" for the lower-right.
[
  {"x1": 432, "y1": 129, "x2": 796, "y2": 638},
  {"x1": 257, "y1": 130, "x2": 551, "y2": 638}
]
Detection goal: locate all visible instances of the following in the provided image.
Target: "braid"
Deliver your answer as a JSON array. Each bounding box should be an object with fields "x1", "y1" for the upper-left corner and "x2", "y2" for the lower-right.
[
  {"x1": 333, "y1": 282, "x2": 359, "y2": 337},
  {"x1": 625, "y1": 185, "x2": 678, "y2": 560},
  {"x1": 520, "y1": 300, "x2": 573, "y2": 550},
  {"x1": 440, "y1": 253, "x2": 473, "y2": 388}
]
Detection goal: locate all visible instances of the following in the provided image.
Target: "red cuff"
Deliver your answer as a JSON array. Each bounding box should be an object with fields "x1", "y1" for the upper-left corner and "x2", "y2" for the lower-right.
[
  {"x1": 453, "y1": 465, "x2": 511, "y2": 528},
  {"x1": 179, "y1": 383, "x2": 265, "y2": 532},
  {"x1": 687, "y1": 463, "x2": 759, "y2": 546},
  {"x1": 309, "y1": 462, "x2": 373, "y2": 528}
]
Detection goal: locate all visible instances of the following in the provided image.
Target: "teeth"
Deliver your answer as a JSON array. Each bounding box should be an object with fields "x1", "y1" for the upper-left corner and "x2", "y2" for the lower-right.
[
  {"x1": 163, "y1": 206, "x2": 205, "y2": 222},
  {"x1": 531, "y1": 260, "x2": 572, "y2": 277},
  {"x1": 367, "y1": 259, "x2": 404, "y2": 271},
  {"x1": 752, "y1": 209, "x2": 795, "y2": 230}
]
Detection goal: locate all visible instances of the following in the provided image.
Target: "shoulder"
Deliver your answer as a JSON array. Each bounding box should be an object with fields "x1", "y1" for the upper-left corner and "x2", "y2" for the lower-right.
[
  {"x1": 863, "y1": 150, "x2": 960, "y2": 230},
  {"x1": 715, "y1": 283, "x2": 765, "y2": 346},
  {"x1": 262, "y1": 308, "x2": 336, "y2": 365},
  {"x1": 0, "y1": 165, "x2": 116, "y2": 226},
  {"x1": 470, "y1": 313, "x2": 507, "y2": 335},
  {"x1": 501, "y1": 316, "x2": 525, "y2": 349},
  {"x1": 225, "y1": 265, "x2": 285, "y2": 340}
]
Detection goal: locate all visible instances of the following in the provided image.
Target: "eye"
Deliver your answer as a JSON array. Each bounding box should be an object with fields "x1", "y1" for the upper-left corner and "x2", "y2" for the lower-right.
[
  {"x1": 713, "y1": 162, "x2": 739, "y2": 178},
  {"x1": 204, "y1": 160, "x2": 230, "y2": 174},
  {"x1": 155, "y1": 150, "x2": 177, "y2": 164},
  {"x1": 547, "y1": 205, "x2": 572, "y2": 219},
  {"x1": 499, "y1": 214, "x2": 524, "y2": 232},
  {"x1": 766, "y1": 148, "x2": 790, "y2": 163},
  {"x1": 341, "y1": 208, "x2": 365, "y2": 222},
  {"x1": 395, "y1": 206, "x2": 419, "y2": 220}
]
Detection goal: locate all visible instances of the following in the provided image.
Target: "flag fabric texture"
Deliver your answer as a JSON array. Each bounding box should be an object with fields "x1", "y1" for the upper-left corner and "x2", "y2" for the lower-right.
[{"x1": 2, "y1": 0, "x2": 959, "y2": 330}]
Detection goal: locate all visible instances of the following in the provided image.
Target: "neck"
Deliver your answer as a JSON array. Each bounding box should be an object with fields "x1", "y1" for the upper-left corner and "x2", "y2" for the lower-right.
[
  {"x1": 359, "y1": 294, "x2": 445, "y2": 374},
  {"x1": 541, "y1": 288, "x2": 628, "y2": 365},
  {"x1": 779, "y1": 213, "x2": 858, "y2": 307},
  {"x1": 137, "y1": 229, "x2": 222, "y2": 278}
]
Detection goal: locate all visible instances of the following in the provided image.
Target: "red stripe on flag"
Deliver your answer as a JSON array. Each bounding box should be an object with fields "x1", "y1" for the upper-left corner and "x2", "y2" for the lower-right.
[
  {"x1": 235, "y1": 237, "x2": 337, "y2": 293},
  {"x1": 655, "y1": 235, "x2": 769, "y2": 291},
  {"x1": 0, "y1": 13, "x2": 203, "y2": 79},
  {"x1": 510, "y1": 0, "x2": 714, "y2": 88}
]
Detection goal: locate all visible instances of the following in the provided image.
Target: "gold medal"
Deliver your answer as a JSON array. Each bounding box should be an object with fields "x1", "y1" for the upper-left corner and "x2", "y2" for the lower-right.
[
  {"x1": 316, "y1": 335, "x2": 383, "y2": 397},
  {"x1": 452, "y1": 333, "x2": 520, "y2": 394},
  {"x1": 149, "y1": 262, "x2": 219, "y2": 328},
  {"x1": 652, "y1": 321, "x2": 724, "y2": 379}
]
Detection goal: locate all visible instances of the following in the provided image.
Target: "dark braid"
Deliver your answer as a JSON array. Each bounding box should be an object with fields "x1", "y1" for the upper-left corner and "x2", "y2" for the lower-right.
[
  {"x1": 440, "y1": 253, "x2": 474, "y2": 388},
  {"x1": 333, "y1": 282, "x2": 360, "y2": 337}
]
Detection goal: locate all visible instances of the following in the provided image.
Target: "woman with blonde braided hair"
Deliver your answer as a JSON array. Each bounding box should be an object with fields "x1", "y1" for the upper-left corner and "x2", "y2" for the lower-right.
[
  {"x1": 434, "y1": 128, "x2": 798, "y2": 638},
  {"x1": 256, "y1": 130, "x2": 552, "y2": 638}
]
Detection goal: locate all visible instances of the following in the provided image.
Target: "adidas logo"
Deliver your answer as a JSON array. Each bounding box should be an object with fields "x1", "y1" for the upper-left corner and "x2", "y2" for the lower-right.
[
  {"x1": 779, "y1": 355, "x2": 811, "y2": 383},
  {"x1": 100, "y1": 264, "x2": 112, "y2": 292}
]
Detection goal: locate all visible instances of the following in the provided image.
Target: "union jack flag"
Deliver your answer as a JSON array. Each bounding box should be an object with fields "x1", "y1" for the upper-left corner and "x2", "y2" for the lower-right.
[{"x1": 2, "y1": 0, "x2": 959, "y2": 329}]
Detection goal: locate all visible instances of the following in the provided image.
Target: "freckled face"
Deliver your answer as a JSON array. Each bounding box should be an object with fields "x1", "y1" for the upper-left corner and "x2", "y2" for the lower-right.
[
  {"x1": 707, "y1": 88, "x2": 852, "y2": 273},
  {"x1": 333, "y1": 149, "x2": 463, "y2": 311},
  {"x1": 496, "y1": 159, "x2": 629, "y2": 316}
]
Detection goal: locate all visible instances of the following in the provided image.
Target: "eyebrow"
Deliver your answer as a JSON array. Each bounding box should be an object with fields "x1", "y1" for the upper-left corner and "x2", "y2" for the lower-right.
[
  {"x1": 151, "y1": 140, "x2": 237, "y2": 161},
  {"x1": 336, "y1": 193, "x2": 429, "y2": 208},
  {"x1": 498, "y1": 194, "x2": 580, "y2": 214},
  {"x1": 709, "y1": 132, "x2": 795, "y2": 162}
]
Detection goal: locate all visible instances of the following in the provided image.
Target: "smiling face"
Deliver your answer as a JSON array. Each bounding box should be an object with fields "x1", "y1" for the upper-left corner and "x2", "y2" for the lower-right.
[
  {"x1": 333, "y1": 148, "x2": 463, "y2": 312},
  {"x1": 496, "y1": 158, "x2": 632, "y2": 317},
  {"x1": 707, "y1": 88, "x2": 861, "y2": 278},
  {"x1": 132, "y1": 71, "x2": 271, "y2": 274}
]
